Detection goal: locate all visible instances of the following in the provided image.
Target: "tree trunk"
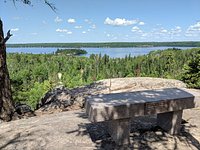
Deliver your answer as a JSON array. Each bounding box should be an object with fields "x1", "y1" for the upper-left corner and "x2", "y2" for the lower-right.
[{"x1": 0, "y1": 19, "x2": 15, "y2": 121}]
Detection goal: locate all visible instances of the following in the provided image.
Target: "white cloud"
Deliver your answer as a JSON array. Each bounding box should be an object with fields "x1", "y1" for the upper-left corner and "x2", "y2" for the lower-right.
[
  {"x1": 74, "y1": 26, "x2": 82, "y2": 29},
  {"x1": 56, "y1": 28, "x2": 68, "y2": 33},
  {"x1": 131, "y1": 26, "x2": 142, "y2": 33},
  {"x1": 185, "y1": 33, "x2": 193, "y2": 37},
  {"x1": 106, "y1": 34, "x2": 111, "y2": 37},
  {"x1": 160, "y1": 29, "x2": 168, "y2": 33},
  {"x1": 67, "y1": 18, "x2": 76, "y2": 24},
  {"x1": 56, "y1": 29, "x2": 72, "y2": 34},
  {"x1": 90, "y1": 24, "x2": 96, "y2": 29},
  {"x1": 148, "y1": 26, "x2": 182, "y2": 39},
  {"x1": 170, "y1": 26, "x2": 182, "y2": 35},
  {"x1": 150, "y1": 28, "x2": 169, "y2": 37},
  {"x1": 139, "y1": 21, "x2": 145, "y2": 25},
  {"x1": 187, "y1": 21, "x2": 200, "y2": 32},
  {"x1": 67, "y1": 31, "x2": 72, "y2": 34},
  {"x1": 185, "y1": 22, "x2": 200, "y2": 37},
  {"x1": 104, "y1": 32, "x2": 114, "y2": 38},
  {"x1": 54, "y1": 16, "x2": 63, "y2": 23},
  {"x1": 82, "y1": 31, "x2": 86, "y2": 34},
  {"x1": 132, "y1": 26, "x2": 140, "y2": 31},
  {"x1": 104, "y1": 17, "x2": 138, "y2": 26},
  {"x1": 11, "y1": 28, "x2": 19, "y2": 32},
  {"x1": 141, "y1": 33, "x2": 148, "y2": 37},
  {"x1": 84, "y1": 19, "x2": 92, "y2": 24}
]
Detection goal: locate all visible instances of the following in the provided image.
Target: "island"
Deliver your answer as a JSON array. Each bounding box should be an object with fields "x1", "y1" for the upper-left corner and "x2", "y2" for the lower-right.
[{"x1": 55, "y1": 48, "x2": 87, "y2": 56}]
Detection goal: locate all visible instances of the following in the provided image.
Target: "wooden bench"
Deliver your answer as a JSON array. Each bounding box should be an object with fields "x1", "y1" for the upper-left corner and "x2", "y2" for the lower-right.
[{"x1": 85, "y1": 88, "x2": 196, "y2": 145}]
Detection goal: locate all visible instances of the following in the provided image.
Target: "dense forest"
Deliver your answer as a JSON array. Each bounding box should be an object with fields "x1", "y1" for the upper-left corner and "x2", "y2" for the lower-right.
[
  {"x1": 7, "y1": 48, "x2": 200, "y2": 109},
  {"x1": 55, "y1": 49, "x2": 87, "y2": 55},
  {"x1": 7, "y1": 41, "x2": 200, "y2": 48}
]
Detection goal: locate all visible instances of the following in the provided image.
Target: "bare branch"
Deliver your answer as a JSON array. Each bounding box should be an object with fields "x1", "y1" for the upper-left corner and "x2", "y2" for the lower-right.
[
  {"x1": 44, "y1": 0, "x2": 57, "y2": 12},
  {"x1": 12, "y1": 0, "x2": 16, "y2": 7},
  {"x1": 2, "y1": 30, "x2": 13, "y2": 44},
  {"x1": 7, "y1": 0, "x2": 57, "y2": 12},
  {"x1": 22, "y1": 0, "x2": 31, "y2": 5}
]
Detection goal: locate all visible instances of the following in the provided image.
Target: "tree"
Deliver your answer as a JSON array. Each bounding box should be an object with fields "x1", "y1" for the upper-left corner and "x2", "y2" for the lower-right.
[
  {"x1": 0, "y1": 20, "x2": 15, "y2": 121},
  {"x1": 0, "y1": 0, "x2": 56, "y2": 121},
  {"x1": 182, "y1": 50, "x2": 200, "y2": 88}
]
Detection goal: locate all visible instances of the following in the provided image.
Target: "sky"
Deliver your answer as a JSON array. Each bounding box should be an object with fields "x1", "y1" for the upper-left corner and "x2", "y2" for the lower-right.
[{"x1": 0, "y1": 0, "x2": 200, "y2": 43}]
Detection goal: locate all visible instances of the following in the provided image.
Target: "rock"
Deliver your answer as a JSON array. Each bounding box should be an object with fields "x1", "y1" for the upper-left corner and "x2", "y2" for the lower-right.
[
  {"x1": 95, "y1": 77, "x2": 187, "y2": 93},
  {"x1": 73, "y1": 94, "x2": 85, "y2": 108},
  {"x1": 15, "y1": 102, "x2": 35, "y2": 118},
  {"x1": 1, "y1": 109, "x2": 200, "y2": 150},
  {"x1": 35, "y1": 84, "x2": 93, "y2": 114},
  {"x1": 0, "y1": 77, "x2": 200, "y2": 149},
  {"x1": 35, "y1": 77, "x2": 189, "y2": 115},
  {"x1": 36, "y1": 85, "x2": 74, "y2": 114}
]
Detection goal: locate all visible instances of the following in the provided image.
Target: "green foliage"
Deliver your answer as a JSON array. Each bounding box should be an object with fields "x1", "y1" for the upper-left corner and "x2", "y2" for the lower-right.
[
  {"x1": 7, "y1": 48, "x2": 200, "y2": 109},
  {"x1": 181, "y1": 50, "x2": 200, "y2": 88},
  {"x1": 55, "y1": 49, "x2": 87, "y2": 56},
  {"x1": 20, "y1": 80, "x2": 53, "y2": 109},
  {"x1": 7, "y1": 41, "x2": 200, "y2": 48}
]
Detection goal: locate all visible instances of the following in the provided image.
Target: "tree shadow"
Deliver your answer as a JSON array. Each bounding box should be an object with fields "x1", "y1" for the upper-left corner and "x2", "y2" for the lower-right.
[
  {"x1": 0, "y1": 133, "x2": 21, "y2": 149},
  {"x1": 68, "y1": 112, "x2": 200, "y2": 149},
  {"x1": 178, "y1": 123, "x2": 200, "y2": 150},
  {"x1": 0, "y1": 128, "x2": 49, "y2": 149},
  {"x1": 71, "y1": 81, "x2": 109, "y2": 96}
]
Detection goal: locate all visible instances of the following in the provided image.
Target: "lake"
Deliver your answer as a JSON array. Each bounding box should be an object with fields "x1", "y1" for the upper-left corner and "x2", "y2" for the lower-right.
[{"x1": 6, "y1": 47, "x2": 195, "y2": 58}]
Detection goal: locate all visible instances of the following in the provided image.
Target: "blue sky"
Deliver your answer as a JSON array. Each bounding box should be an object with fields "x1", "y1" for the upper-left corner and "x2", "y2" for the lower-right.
[{"x1": 1, "y1": 0, "x2": 200, "y2": 43}]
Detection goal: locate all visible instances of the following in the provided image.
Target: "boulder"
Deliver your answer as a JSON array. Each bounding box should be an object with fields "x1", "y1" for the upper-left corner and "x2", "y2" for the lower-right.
[
  {"x1": 36, "y1": 85, "x2": 74, "y2": 113},
  {"x1": 15, "y1": 102, "x2": 35, "y2": 118}
]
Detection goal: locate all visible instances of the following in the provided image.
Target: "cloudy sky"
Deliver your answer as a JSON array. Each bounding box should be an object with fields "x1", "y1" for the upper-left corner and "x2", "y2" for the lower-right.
[{"x1": 1, "y1": 0, "x2": 200, "y2": 43}]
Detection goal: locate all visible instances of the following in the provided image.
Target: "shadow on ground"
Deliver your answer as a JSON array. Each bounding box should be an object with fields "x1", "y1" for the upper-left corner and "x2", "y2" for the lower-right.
[
  {"x1": 0, "y1": 128, "x2": 49, "y2": 150},
  {"x1": 70, "y1": 112, "x2": 200, "y2": 150}
]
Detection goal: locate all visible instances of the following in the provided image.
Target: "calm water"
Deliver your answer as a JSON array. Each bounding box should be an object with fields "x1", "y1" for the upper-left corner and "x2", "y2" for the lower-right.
[{"x1": 6, "y1": 47, "x2": 195, "y2": 58}]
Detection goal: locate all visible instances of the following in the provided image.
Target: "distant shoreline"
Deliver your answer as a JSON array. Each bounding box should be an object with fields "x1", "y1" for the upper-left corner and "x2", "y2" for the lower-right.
[{"x1": 7, "y1": 41, "x2": 200, "y2": 48}]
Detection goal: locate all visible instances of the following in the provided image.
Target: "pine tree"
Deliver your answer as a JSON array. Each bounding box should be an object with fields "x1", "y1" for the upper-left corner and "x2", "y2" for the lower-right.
[
  {"x1": 182, "y1": 50, "x2": 200, "y2": 88},
  {"x1": 0, "y1": 19, "x2": 15, "y2": 121}
]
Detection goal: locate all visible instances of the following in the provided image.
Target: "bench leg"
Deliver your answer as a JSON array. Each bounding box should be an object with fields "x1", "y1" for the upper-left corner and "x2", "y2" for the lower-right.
[
  {"x1": 107, "y1": 118, "x2": 130, "y2": 145},
  {"x1": 157, "y1": 110, "x2": 183, "y2": 135}
]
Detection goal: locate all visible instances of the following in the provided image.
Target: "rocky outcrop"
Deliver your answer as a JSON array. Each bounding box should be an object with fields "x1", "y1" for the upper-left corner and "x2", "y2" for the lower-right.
[
  {"x1": 0, "y1": 77, "x2": 200, "y2": 149},
  {"x1": 35, "y1": 77, "x2": 187, "y2": 115},
  {"x1": 35, "y1": 85, "x2": 93, "y2": 115},
  {"x1": 36, "y1": 86, "x2": 73, "y2": 114},
  {"x1": 15, "y1": 102, "x2": 35, "y2": 118},
  {"x1": 1, "y1": 109, "x2": 200, "y2": 150}
]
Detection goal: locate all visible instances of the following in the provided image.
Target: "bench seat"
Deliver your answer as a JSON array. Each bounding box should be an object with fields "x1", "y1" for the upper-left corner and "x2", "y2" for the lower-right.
[{"x1": 85, "y1": 88, "x2": 196, "y2": 145}]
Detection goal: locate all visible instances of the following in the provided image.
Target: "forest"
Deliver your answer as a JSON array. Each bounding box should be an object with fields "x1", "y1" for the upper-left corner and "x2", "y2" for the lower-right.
[
  {"x1": 7, "y1": 41, "x2": 200, "y2": 48},
  {"x1": 7, "y1": 48, "x2": 200, "y2": 109},
  {"x1": 55, "y1": 48, "x2": 87, "y2": 55}
]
